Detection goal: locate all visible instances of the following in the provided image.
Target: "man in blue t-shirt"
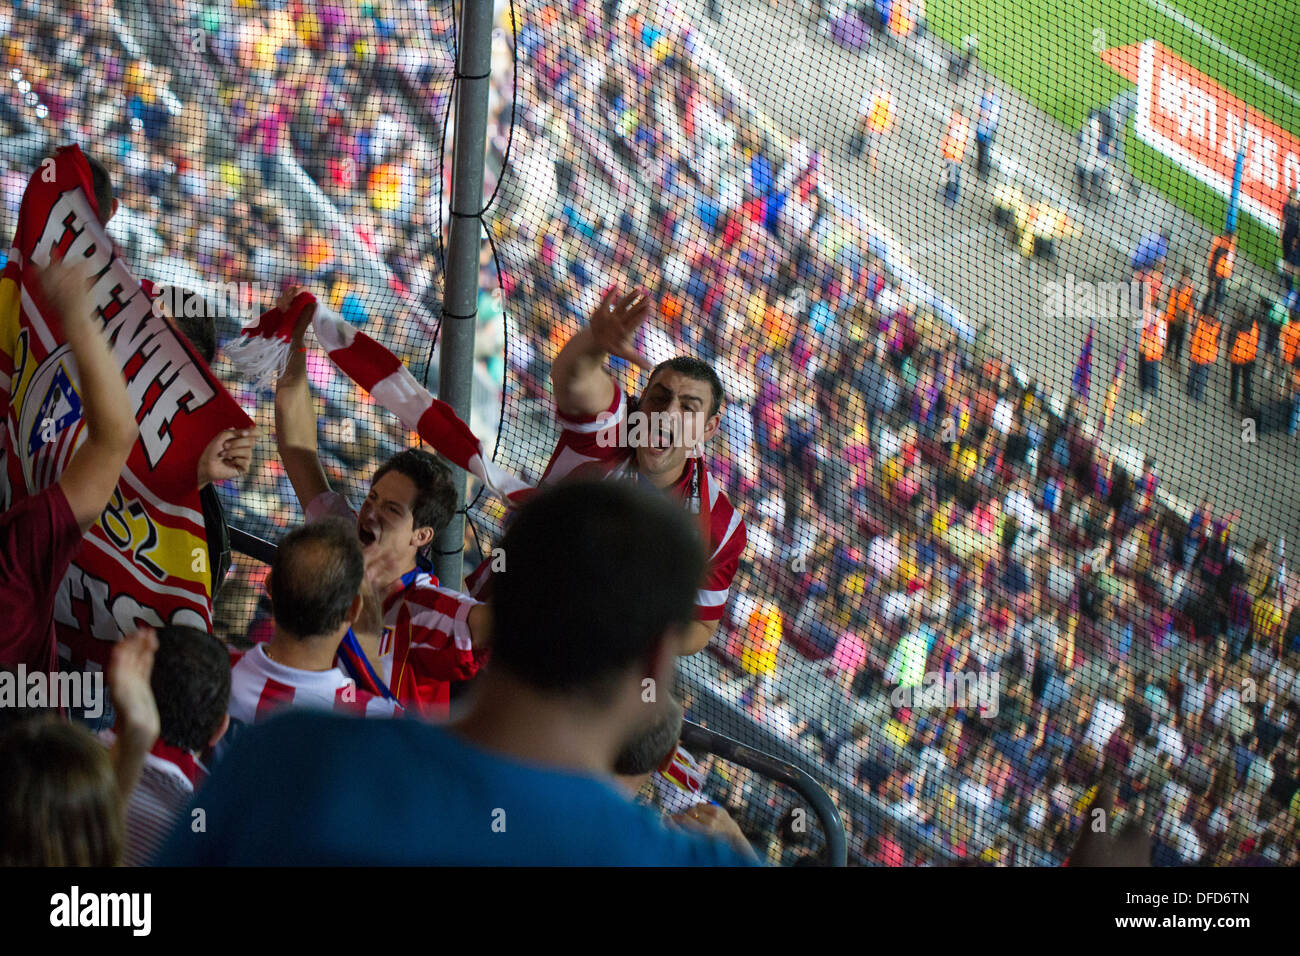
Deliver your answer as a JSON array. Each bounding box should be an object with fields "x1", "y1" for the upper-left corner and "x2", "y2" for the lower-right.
[{"x1": 160, "y1": 481, "x2": 755, "y2": 866}]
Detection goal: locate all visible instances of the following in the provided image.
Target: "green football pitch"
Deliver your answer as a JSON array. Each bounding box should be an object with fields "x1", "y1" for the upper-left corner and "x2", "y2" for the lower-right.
[{"x1": 928, "y1": 0, "x2": 1300, "y2": 269}]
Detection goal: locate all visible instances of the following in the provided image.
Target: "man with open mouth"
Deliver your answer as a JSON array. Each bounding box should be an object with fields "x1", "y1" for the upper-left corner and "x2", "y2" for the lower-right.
[
  {"x1": 272, "y1": 286, "x2": 491, "y2": 718},
  {"x1": 466, "y1": 283, "x2": 748, "y2": 659}
]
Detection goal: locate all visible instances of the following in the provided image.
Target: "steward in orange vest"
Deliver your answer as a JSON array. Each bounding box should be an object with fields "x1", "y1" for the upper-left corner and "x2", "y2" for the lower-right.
[
  {"x1": 1140, "y1": 313, "x2": 1167, "y2": 361},
  {"x1": 1228, "y1": 314, "x2": 1259, "y2": 365},
  {"x1": 1189, "y1": 312, "x2": 1221, "y2": 366},
  {"x1": 1186, "y1": 310, "x2": 1222, "y2": 402},
  {"x1": 1209, "y1": 233, "x2": 1236, "y2": 279},
  {"x1": 1227, "y1": 309, "x2": 1259, "y2": 408},
  {"x1": 1163, "y1": 268, "x2": 1195, "y2": 365}
]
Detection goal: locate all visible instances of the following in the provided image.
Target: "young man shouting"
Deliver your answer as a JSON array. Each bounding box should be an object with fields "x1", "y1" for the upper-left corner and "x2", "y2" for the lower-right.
[
  {"x1": 469, "y1": 285, "x2": 747, "y2": 657},
  {"x1": 273, "y1": 288, "x2": 489, "y2": 717}
]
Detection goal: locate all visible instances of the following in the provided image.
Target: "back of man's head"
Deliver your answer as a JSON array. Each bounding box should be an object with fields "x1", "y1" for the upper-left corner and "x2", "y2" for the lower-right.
[
  {"x1": 154, "y1": 287, "x2": 217, "y2": 363},
  {"x1": 269, "y1": 518, "x2": 364, "y2": 640},
  {"x1": 151, "y1": 626, "x2": 231, "y2": 752},
  {"x1": 490, "y1": 480, "x2": 705, "y2": 703}
]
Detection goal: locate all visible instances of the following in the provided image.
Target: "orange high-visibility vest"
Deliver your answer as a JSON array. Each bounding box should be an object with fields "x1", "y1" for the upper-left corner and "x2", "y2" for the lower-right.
[
  {"x1": 1208, "y1": 234, "x2": 1236, "y2": 279},
  {"x1": 1164, "y1": 280, "x2": 1195, "y2": 325},
  {"x1": 942, "y1": 113, "x2": 971, "y2": 162},
  {"x1": 1229, "y1": 321, "x2": 1259, "y2": 365},
  {"x1": 1280, "y1": 321, "x2": 1300, "y2": 390},
  {"x1": 1189, "y1": 316, "x2": 1222, "y2": 366},
  {"x1": 1281, "y1": 320, "x2": 1300, "y2": 365},
  {"x1": 1140, "y1": 315, "x2": 1167, "y2": 361}
]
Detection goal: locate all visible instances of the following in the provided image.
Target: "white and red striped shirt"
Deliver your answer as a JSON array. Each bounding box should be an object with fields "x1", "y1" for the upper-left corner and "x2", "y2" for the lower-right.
[
  {"x1": 467, "y1": 386, "x2": 747, "y2": 624},
  {"x1": 228, "y1": 644, "x2": 397, "y2": 724},
  {"x1": 98, "y1": 732, "x2": 207, "y2": 867},
  {"x1": 306, "y1": 491, "x2": 487, "y2": 718}
]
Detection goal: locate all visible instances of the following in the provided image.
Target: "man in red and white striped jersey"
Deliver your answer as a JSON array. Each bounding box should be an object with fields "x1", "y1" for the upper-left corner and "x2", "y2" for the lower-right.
[
  {"x1": 229, "y1": 519, "x2": 396, "y2": 724},
  {"x1": 273, "y1": 287, "x2": 490, "y2": 717},
  {"x1": 468, "y1": 285, "x2": 747, "y2": 656},
  {"x1": 101, "y1": 624, "x2": 231, "y2": 866}
]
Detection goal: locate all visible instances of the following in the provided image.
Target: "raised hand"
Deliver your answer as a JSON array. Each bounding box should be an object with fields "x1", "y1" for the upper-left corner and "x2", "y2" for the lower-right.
[
  {"x1": 108, "y1": 627, "x2": 161, "y2": 797},
  {"x1": 589, "y1": 284, "x2": 654, "y2": 369},
  {"x1": 278, "y1": 284, "x2": 317, "y2": 345},
  {"x1": 110, "y1": 628, "x2": 161, "y2": 747},
  {"x1": 35, "y1": 250, "x2": 97, "y2": 332},
  {"x1": 196, "y1": 427, "x2": 259, "y2": 487}
]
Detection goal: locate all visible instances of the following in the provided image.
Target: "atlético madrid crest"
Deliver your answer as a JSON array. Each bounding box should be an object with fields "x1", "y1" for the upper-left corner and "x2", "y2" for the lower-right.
[{"x1": 16, "y1": 339, "x2": 87, "y2": 494}]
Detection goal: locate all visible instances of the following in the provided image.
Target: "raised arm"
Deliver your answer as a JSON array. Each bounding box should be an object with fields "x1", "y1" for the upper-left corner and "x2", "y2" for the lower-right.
[
  {"x1": 40, "y1": 257, "x2": 139, "y2": 532},
  {"x1": 107, "y1": 627, "x2": 161, "y2": 799},
  {"x1": 273, "y1": 286, "x2": 330, "y2": 511},
  {"x1": 550, "y1": 285, "x2": 653, "y2": 418}
]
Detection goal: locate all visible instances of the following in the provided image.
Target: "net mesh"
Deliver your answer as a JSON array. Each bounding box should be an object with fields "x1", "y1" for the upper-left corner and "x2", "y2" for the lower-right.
[{"x1": 4, "y1": 0, "x2": 1299, "y2": 866}]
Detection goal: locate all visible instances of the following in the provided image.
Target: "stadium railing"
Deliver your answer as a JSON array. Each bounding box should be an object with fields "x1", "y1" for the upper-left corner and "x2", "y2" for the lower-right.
[
  {"x1": 227, "y1": 525, "x2": 848, "y2": 866},
  {"x1": 678, "y1": 720, "x2": 847, "y2": 866}
]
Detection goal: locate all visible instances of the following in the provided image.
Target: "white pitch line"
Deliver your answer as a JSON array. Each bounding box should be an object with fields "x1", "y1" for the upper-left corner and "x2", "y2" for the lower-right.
[{"x1": 1140, "y1": 0, "x2": 1300, "y2": 107}]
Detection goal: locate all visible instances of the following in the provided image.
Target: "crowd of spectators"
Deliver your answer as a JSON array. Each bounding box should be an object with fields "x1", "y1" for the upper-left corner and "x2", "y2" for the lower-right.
[
  {"x1": 0, "y1": 0, "x2": 525, "y2": 631},
  {"x1": 476, "y1": 0, "x2": 1300, "y2": 866},
  {"x1": 2, "y1": 0, "x2": 1298, "y2": 865}
]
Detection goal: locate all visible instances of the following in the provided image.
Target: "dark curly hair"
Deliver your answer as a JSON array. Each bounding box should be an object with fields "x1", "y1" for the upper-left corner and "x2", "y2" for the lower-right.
[
  {"x1": 646, "y1": 356, "x2": 725, "y2": 418},
  {"x1": 373, "y1": 448, "x2": 458, "y2": 541},
  {"x1": 151, "y1": 626, "x2": 231, "y2": 752}
]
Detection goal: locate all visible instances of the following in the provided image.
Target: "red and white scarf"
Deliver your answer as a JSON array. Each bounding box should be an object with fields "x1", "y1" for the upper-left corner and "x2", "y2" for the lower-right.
[{"x1": 227, "y1": 292, "x2": 535, "y2": 507}]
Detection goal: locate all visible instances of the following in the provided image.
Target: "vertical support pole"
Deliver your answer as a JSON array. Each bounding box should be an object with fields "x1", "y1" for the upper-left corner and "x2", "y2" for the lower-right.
[{"x1": 434, "y1": 0, "x2": 494, "y2": 588}]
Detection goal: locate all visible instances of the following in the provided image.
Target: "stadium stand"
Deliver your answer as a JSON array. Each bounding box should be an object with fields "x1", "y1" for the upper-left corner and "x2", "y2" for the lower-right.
[{"x1": 1, "y1": 0, "x2": 1298, "y2": 867}]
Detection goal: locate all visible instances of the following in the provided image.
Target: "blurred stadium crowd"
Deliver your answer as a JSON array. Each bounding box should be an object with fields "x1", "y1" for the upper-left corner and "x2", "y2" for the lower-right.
[{"x1": 1, "y1": 0, "x2": 1298, "y2": 866}]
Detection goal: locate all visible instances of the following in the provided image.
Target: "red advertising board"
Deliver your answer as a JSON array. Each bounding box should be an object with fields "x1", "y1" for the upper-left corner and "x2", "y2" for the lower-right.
[{"x1": 1102, "y1": 39, "x2": 1300, "y2": 231}]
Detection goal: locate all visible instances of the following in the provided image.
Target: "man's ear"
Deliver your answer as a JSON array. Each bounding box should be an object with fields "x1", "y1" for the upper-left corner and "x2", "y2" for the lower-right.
[
  {"x1": 644, "y1": 628, "x2": 685, "y2": 696},
  {"x1": 345, "y1": 592, "x2": 363, "y2": 626},
  {"x1": 208, "y1": 712, "x2": 231, "y2": 750},
  {"x1": 412, "y1": 525, "x2": 435, "y2": 551},
  {"x1": 264, "y1": 572, "x2": 273, "y2": 602},
  {"x1": 701, "y1": 411, "x2": 722, "y2": 445},
  {"x1": 108, "y1": 197, "x2": 119, "y2": 224}
]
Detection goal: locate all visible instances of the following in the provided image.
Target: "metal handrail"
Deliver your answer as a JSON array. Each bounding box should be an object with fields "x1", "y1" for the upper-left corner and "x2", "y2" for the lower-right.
[
  {"x1": 225, "y1": 525, "x2": 848, "y2": 866},
  {"x1": 679, "y1": 721, "x2": 848, "y2": 866},
  {"x1": 229, "y1": 526, "x2": 276, "y2": 566}
]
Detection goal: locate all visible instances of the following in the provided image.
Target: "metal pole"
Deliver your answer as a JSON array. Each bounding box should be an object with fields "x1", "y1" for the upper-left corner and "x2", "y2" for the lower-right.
[{"x1": 435, "y1": 0, "x2": 494, "y2": 589}]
